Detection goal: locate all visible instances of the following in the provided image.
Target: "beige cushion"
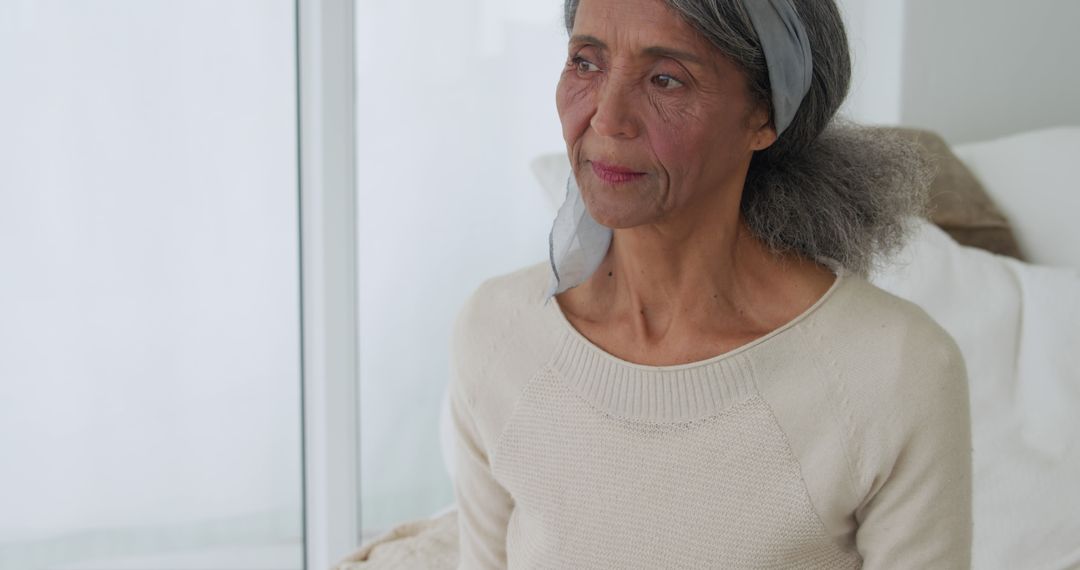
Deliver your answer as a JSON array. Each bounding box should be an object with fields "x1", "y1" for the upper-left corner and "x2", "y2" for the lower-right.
[{"x1": 887, "y1": 127, "x2": 1024, "y2": 260}]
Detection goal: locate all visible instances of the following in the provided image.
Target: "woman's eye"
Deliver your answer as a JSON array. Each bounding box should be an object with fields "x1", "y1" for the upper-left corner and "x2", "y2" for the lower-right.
[
  {"x1": 571, "y1": 56, "x2": 600, "y2": 74},
  {"x1": 652, "y1": 74, "x2": 685, "y2": 90}
]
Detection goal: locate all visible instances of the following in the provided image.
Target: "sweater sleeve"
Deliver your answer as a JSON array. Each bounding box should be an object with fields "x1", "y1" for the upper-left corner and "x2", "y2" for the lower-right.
[
  {"x1": 852, "y1": 333, "x2": 974, "y2": 569},
  {"x1": 449, "y1": 295, "x2": 514, "y2": 570}
]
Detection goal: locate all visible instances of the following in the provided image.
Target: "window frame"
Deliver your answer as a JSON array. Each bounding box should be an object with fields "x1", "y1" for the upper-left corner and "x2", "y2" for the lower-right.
[{"x1": 296, "y1": 0, "x2": 361, "y2": 567}]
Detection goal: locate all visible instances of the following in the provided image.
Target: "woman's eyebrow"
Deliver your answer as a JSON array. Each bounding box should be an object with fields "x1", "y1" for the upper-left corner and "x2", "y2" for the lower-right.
[
  {"x1": 642, "y1": 46, "x2": 705, "y2": 66},
  {"x1": 569, "y1": 34, "x2": 703, "y2": 66},
  {"x1": 570, "y1": 34, "x2": 607, "y2": 49},
  {"x1": 569, "y1": 34, "x2": 705, "y2": 69}
]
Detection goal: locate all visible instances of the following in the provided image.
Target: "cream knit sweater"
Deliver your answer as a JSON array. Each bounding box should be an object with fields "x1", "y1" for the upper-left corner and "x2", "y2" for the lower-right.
[{"x1": 449, "y1": 260, "x2": 973, "y2": 569}]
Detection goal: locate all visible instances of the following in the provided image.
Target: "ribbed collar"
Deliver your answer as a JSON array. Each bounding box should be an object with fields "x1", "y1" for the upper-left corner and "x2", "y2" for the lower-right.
[{"x1": 544, "y1": 265, "x2": 849, "y2": 423}]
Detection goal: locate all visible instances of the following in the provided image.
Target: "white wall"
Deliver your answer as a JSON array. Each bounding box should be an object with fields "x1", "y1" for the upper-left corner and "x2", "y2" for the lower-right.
[
  {"x1": 842, "y1": 0, "x2": 1080, "y2": 142},
  {"x1": 0, "y1": 1, "x2": 302, "y2": 568},
  {"x1": 900, "y1": 0, "x2": 1080, "y2": 144},
  {"x1": 840, "y1": 0, "x2": 1080, "y2": 144},
  {"x1": 835, "y1": 0, "x2": 906, "y2": 126}
]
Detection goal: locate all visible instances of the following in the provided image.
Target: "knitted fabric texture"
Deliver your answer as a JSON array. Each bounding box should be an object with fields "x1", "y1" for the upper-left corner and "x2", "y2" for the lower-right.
[{"x1": 449, "y1": 261, "x2": 973, "y2": 569}]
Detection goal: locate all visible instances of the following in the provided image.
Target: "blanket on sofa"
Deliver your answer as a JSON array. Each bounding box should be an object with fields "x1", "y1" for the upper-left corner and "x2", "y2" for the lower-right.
[{"x1": 332, "y1": 510, "x2": 458, "y2": 570}]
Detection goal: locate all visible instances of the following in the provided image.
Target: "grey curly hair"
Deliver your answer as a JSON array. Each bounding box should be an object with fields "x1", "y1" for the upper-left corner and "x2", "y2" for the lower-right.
[{"x1": 563, "y1": 0, "x2": 932, "y2": 278}]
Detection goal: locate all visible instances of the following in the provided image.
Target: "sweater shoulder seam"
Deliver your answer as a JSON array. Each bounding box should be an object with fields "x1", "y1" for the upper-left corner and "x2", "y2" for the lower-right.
[
  {"x1": 489, "y1": 363, "x2": 557, "y2": 468},
  {"x1": 793, "y1": 323, "x2": 865, "y2": 512}
]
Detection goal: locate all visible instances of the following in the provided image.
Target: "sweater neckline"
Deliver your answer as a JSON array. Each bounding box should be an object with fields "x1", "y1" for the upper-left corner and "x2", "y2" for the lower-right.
[{"x1": 544, "y1": 262, "x2": 848, "y2": 423}]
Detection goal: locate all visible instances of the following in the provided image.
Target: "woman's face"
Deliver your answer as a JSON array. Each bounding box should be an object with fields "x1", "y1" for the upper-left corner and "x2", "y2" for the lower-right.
[{"x1": 556, "y1": 0, "x2": 776, "y2": 230}]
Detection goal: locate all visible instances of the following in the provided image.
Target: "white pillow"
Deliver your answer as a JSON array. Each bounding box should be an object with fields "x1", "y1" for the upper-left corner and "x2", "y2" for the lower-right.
[
  {"x1": 953, "y1": 126, "x2": 1080, "y2": 271},
  {"x1": 870, "y1": 218, "x2": 1080, "y2": 570}
]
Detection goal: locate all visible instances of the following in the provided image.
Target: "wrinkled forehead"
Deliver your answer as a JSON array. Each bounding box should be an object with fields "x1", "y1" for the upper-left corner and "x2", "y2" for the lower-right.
[
  {"x1": 570, "y1": 0, "x2": 739, "y2": 80},
  {"x1": 569, "y1": 0, "x2": 712, "y2": 58}
]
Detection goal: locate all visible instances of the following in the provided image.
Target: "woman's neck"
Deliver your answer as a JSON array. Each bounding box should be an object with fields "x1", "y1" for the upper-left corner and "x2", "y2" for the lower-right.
[{"x1": 559, "y1": 219, "x2": 835, "y2": 349}]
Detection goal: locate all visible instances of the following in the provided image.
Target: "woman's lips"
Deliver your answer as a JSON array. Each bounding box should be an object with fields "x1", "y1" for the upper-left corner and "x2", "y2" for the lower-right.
[{"x1": 590, "y1": 160, "x2": 646, "y2": 184}]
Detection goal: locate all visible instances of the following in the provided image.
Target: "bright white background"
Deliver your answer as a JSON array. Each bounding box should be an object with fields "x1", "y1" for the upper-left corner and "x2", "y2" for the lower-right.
[{"x1": 0, "y1": 1, "x2": 303, "y2": 568}]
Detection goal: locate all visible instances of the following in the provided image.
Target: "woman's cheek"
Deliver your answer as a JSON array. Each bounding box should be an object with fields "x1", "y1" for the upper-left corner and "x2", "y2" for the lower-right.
[
  {"x1": 556, "y1": 75, "x2": 594, "y2": 149},
  {"x1": 643, "y1": 105, "x2": 688, "y2": 169},
  {"x1": 646, "y1": 96, "x2": 713, "y2": 168},
  {"x1": 649, "y1": 91, "x2": 702, "y2": 132}
]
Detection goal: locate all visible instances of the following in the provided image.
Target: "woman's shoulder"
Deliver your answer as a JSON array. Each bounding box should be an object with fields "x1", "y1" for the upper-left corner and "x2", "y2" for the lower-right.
[
  {"x1": 450, "y1": 260, "x2": 556, "y2": 373},
  {"x1": 814, "y1": 273, "x2": 968, "y2": 399},
  {"x1": 452, "y1": 260, "x2": 550, "y2": 342},
  {"x1": 833, "y1": 274, "x2": 961, "y2": 351},
  {"x1": 775, "y1": 275, "x2": 973, "y2": 564},
  {"x1": 475, "y1": 259, "x2": 551, "y2": 304},
  {"x1": 449, "y1": 260, "x2": 560, "y2": 442},
  {"x1": 757, "y1": 269, "x2": 966, "y2": 411}
]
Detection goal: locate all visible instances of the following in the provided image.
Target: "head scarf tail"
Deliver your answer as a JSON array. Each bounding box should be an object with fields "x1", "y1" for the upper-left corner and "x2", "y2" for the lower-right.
[{"x1": 545, "y1": 173, "x2": 612, "y2": 304}]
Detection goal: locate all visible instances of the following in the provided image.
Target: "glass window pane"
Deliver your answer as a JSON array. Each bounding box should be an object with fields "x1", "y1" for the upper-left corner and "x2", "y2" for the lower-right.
[
  {"x1": 355, "y1": 1, "x2": 567, "y2": 539},
  {"x1": 0, "y1": 1, "x2": 303, "y2": 568}
]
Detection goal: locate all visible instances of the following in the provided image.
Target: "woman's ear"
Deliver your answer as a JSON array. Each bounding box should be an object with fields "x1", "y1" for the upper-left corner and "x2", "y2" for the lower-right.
[
  {"x1": 752, "y1": 123, "x2": 778, "y2": 151},
  {"x1": 749, "y1": 104, "x2": 778, "y2": 151}
]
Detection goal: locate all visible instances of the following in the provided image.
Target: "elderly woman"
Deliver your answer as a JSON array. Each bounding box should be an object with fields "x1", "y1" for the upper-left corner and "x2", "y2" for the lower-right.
[{"x1": 449, "y1": 0, "x2": 973, "y2": 568}]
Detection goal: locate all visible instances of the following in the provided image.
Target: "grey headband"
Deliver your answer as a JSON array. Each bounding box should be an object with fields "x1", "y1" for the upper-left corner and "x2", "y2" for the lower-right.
[
  {"x1": 742, "y1": 0, "x2": 814, "y2": 135},
  {"x1": 544, "y1": 0, "x2": 814, "y2": 301}
]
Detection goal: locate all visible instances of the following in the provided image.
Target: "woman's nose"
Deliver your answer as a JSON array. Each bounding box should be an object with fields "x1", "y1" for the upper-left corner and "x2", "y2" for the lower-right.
[{"x1": 590, "y1": 77, "x2": 640, "y2": 140}]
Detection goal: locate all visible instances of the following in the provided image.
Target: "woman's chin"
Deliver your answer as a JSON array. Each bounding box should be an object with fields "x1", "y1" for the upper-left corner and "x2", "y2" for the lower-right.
[{"x1": 583, "y1": 195, "x2": 657, "y2": 229}]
